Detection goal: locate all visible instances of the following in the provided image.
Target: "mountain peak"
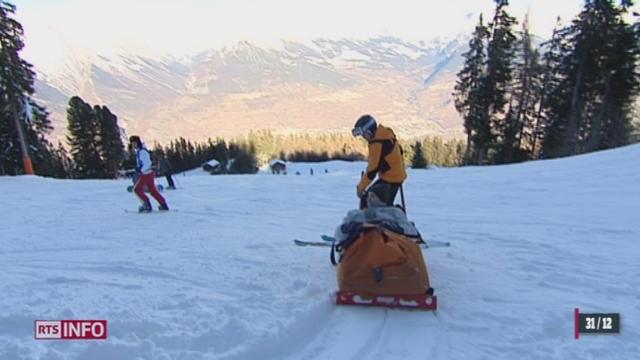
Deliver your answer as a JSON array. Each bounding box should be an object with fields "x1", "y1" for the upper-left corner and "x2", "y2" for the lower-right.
[{"x1": 34, "y1": 37, "x2": 467, "y2": 144}]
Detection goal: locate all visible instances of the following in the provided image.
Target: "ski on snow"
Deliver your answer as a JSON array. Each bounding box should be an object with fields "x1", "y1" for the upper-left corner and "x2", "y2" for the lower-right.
[
  {"x1": 294, "y1": 235, "x2": 450, "y2": 249},
  {"x1": 123, "y1": 209, "x2": 177, "y2": 214},
  {"x1": 293, "y1": 239, "x2": 332, "y2": 247}
]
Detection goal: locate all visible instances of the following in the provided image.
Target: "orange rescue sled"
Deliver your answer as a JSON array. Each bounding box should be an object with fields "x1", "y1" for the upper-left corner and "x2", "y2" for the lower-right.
[{"x1": 333, "y1": 224, "x2": 437, "y2": 310}]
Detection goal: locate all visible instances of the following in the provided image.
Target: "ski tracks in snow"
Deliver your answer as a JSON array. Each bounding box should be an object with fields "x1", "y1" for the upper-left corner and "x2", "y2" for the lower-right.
[{"x1": 278, "y1": 303, "x2": 448, "y2": 360}]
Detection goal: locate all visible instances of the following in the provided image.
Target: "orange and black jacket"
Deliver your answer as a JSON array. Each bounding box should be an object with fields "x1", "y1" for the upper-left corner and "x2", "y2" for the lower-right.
[{"x1": 357, "y1": 125, "x2": 407, "y2": 193}]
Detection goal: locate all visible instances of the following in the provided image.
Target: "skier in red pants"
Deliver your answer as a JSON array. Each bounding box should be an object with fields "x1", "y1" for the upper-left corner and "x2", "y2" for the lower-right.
[{"x1": 129, "y1": 136, "x2": 169, "y2": 212}]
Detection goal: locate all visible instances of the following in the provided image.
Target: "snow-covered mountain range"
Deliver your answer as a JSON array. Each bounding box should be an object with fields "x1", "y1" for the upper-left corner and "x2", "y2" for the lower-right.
[{"x1": 34, "y1": 36, "x2": 468, "y2": 144}]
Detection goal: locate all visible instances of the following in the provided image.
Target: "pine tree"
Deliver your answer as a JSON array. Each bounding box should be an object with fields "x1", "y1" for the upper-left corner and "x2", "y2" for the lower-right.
[
  {"x1": 229, "y1": 142, "x2": 258, "y2": 174},
  {"x1": 484, "y1": 0, "x2": 518, "y2": 163},
  {"x1": 565, "y1": 0, "x2": 606, "y2": 155},
  {"x1": 588, "y1": 0, "x2": 640, "y2": 151},
  {"x1": 542, "y1": 0, "x2": 640, "y2": 157},
  {"x1": 454, "y1": 14, "x2": 490, "y2": 165},
  {"x1": 0, "y1": 1, "x2": 52, "y2": 175},
  {"x1": 36, "y1": 142, "x2": 71, "y2": 179},
  {"x1": 66, "y1": 96, "x2": 105, "y2": 178},
  {"x1": 497, "y1": 13, "x2": 543, "y2": 163},
  {"x1": 95, "y1": 105, "x2": 124, "y2": 178},
  {"x1": 531, "y1": 18, "x2": 565, "y2": 159},
  {"x1": 454, "y1": 1, "x2": 517, "y2": 165},
  {"x1": 411, "y1": 141, "x2": 428, "y2": 169},
  {"x1": 214, "y1": 139, "x2": 229, "y2": 172}
]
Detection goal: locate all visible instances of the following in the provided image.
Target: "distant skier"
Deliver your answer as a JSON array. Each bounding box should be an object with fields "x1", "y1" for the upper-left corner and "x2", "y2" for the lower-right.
[
  {"x1": 156, "y1": 153, "x2": 176, "y2": 190},
  {"x1": 129, "y1": 136, "x2": 169, "y2": 212},
  {"x1": 352, "y1": 115, "x2": 406, "y2": 208}
]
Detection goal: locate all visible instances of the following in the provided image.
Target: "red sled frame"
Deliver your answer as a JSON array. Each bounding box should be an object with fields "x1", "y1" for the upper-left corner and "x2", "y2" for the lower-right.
[{"x1": 336, "y1": 291, "x2": 437, "y2": 310}]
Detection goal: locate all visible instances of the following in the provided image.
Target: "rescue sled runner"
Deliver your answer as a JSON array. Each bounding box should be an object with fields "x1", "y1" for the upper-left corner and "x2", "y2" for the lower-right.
[
  {"x1": 331, "y1": 207, "x2": 437, "y2": 310},
  {"x1": 336, "y1": 291, "x2": 437, "y2": 310}
]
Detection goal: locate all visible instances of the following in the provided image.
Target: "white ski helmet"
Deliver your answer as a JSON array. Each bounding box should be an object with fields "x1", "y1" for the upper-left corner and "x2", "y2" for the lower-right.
[{"x1": 352, "y1": 115, "x2": 378, "y2": 140}]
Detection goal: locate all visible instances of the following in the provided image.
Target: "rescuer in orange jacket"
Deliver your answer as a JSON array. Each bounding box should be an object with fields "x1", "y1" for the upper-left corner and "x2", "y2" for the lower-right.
[{"x1": 352, "y1": 115, "x2": 407, "y2": 208}]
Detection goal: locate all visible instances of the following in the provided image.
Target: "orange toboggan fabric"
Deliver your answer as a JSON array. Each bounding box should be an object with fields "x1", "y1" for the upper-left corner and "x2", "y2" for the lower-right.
[{"x1": 337, "y1": 225, "x2": 431, "y2": 295}]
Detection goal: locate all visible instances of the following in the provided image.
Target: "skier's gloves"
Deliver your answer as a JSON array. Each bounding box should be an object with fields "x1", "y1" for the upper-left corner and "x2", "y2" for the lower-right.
[{"x1": 356, "y1": 186, "x2": 364, "y2": 198}]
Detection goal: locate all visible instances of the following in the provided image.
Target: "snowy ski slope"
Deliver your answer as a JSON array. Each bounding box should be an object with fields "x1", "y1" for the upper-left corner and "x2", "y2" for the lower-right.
[{"x1": 1, "y1": 144, "x2": 639, "y2": 359}]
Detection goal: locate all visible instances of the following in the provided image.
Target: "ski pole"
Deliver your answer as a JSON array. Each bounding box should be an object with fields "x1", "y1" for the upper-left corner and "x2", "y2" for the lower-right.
[
  {"x1": 400, "y1": 184, "x2": 407, "y2": 214},
  {"x1": 168, "y1": 161, "x2": 183, "y2": 189},
  {"x1": 174, "y1": 173, "x2": 183, "y2": 189}
]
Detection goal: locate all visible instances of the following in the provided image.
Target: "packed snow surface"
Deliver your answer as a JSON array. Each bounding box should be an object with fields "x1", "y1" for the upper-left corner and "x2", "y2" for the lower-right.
[{"x1": 1, "y1": 145, "x2": 639, "y2": 359}]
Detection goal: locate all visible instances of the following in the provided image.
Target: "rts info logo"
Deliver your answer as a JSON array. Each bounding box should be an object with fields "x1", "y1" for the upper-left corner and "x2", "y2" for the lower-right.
[{"x1": 35, "y1": 320, "x2": 108, "y2": 340}]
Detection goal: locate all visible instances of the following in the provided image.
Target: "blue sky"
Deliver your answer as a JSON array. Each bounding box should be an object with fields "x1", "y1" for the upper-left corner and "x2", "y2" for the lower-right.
[{"x1": 13, "y1": 0, "x2": 633, "y2": 73}]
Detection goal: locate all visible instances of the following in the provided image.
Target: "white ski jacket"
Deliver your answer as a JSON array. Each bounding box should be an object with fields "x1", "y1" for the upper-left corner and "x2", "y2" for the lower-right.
[{"x1": 136, "y1": 148, "x2": 153, "y2": 174}]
